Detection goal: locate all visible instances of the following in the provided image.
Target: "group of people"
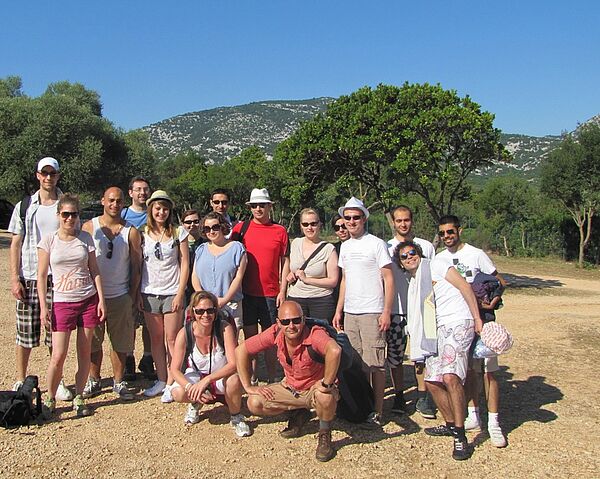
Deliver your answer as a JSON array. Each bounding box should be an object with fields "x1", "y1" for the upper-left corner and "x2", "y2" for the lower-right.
[{"x1": 7, "y1": 156, "x2": 509, "y2": 462}]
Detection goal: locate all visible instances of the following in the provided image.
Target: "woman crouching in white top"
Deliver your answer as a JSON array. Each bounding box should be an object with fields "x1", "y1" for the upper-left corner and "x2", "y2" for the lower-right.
[{"x1": 170, "y1": 291, "x2": 251, "y2": 436}]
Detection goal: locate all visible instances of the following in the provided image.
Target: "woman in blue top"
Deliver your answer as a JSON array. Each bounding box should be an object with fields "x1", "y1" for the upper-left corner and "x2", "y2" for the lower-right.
[{"x1": 192, "y1": 212, "x2": 247, "y2": 334}]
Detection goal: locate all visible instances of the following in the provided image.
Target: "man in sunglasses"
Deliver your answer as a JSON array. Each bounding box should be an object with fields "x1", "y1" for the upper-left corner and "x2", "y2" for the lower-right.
[
  {"x1": 8, "y1": 157, "x2": 72, "y2": 400},
  {"x1": 82, "y1": 187, "x2": 142, "y2": 400},
  {"x1": 236, "y1": 300, "x2": 341, "y2": 462},
  {"x1": 387, "y1": 206, "x2": 437, "y2": 419},
  {"x1": 210, "y1": 189, "x2": 238, "y2": 237},
  {"x1": 333, "y1": 197, "x2": 395, "y2": 428},
  {"x1": 331, "y1": 214, "x2": 349, "y2": 310},
  {"x1": 436, "y1": 215, "x2": 508, "y2": 448},
  {"x1": 231, "y1": 188, "x2": 289, "y2": 384}
]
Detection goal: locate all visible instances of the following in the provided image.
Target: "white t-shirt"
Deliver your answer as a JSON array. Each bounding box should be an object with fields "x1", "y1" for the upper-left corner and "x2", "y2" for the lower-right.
[
  {"x1": 141, "y1": 227, "x2": 189, "y2": 296},
  {"x1": 338, "y1": 233, "x2": 392, "y2": 314},
  {"x1": 387, "y1": 236, "x2": 436, "y2": 315},
  {"x1": 35, "y1": 203, "x2": 60, "y2": 240},
  {"x1": 91, "y1": 217, "x2": 131, "y2": 299},
  {"x1": 430, "y1": 257, "x2": 472, "y2": 326},
  {"x1": 436, "y1": 243, "x2": 496, "y2": 284}
]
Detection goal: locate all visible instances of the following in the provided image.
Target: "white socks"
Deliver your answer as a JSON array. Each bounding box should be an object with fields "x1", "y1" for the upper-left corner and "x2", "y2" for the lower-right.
[
  {"x1": 488, "y1": 412, "x2": 500, "y2": 428},
  {"x1": 467, "y1": 406, "x2": 480, "y2": 423}
]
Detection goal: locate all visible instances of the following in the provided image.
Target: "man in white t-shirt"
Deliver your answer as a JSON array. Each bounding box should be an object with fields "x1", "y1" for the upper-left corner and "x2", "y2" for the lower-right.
[
  {"x1": 386, "y1": 205, "x2": 437, "y2": 418},
  {"x1": 7, "y1": 157, "x2": 72, "y2": 400},
  {"x1": 436, "y1": 215, "x2": 508, "y2": 448},
  {"x1": 333, "y1": 197, "x2": 394, "y2": 427}
]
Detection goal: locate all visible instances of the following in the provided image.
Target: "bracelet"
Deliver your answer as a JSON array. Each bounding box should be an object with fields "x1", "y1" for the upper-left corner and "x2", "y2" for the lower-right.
[
  {"x1": 184, "y1": 383, "x2": 192, "y2": 392},
  {"x1": 321, "y1": 380, "x2": 334, "y2": 389}
]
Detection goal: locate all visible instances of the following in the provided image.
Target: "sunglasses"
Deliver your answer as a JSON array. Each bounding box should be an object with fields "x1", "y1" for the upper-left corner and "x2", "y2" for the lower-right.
[
  {"x1": 193, "y1": 307, "x2": 217, "y2": 316},
  {"x1": 60, "y1": 211, "x2": 79, "y2": 219},
  {"x1": 39, "y1": 171, "x2": 59, "y2": 178},
  {"x1": 202, "y1": 224, "x2": 222, "y2": 234},
  {"x1": 106, "y1": 240, "x2": 114, "y2": 259},
  {"x1": 212, "y1": 199, "x2": 229, "y2": 205},
  {"x1": 400, "y1": 249, "x2": 418, "y2": 260},
  {"x1": 333, "y1": 224, "x2": 347, "y2": 232},
  {"x1": 301, "y1": 221, "x2": 319, "y2": 228},
  {"x1": 438, "y1": 229, "x2": 456, "y2": 237},
  {"x1": 183, "y1": 219, "x2": 200, "y2": 225},
  {"x1": 343, "y1": 215, "x2": 363, "y2": 221},
  {"x1": 132, "y1": 187, "x2": 150, "y2": 193},
  {"x1": 278, "y1": 316, "x2": 303, "y2": 326},
  {"x1": 249, "y1": 203, "x2": 268, "y2": 209},
  {"x1": 154, "y1": 242, "x2": 162, "y2": 260}
]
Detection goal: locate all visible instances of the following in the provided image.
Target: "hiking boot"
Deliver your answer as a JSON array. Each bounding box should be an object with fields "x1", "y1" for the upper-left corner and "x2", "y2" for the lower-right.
[
  {"x1": 72, "y1": 395, "x2": 93, "y2": 417},
  {"x1": 464, "y1": 414, "x2": 481, "y2": 431},
  {"x1": 452, "y1": 436, "x2": 472, "y2": 460},
  {"x1": 280, "y1": 408, "x2": 312, "y2": 438},
  {"x1": 488, "y1": 424, "x2": 507, "y2": 448},
  {"x1": 82, "y1": 377, "x2": 101, "y2": 399},
  {"x1": 138, "y1": 354, "x2": 157, "y2": 380},
  {"x1": 424, "y1": 424, "x2": 454, "y2": 437},
  {"x1": 124, "y1": 356, "x2": 136, "y2": 381},
  {"x1": 12, "y1": 381, "x2": 23, "y2": 392},
  {"x1": 184, "y1": 403, "x2": 202, "y2": 425},
  {"x1": 415, "y1": 395, "x2": 437, "y2": 419},
  {"x1": 42, "y1": 397, "x2": 56, "y2": 419},
  {"x1": 56, "y1": 379, "x2": 73, "y2": 401},
  {"x1": 161, "y1": 384, "x2": 174, "y2": 403},
  {"x1": 391, "y1": 393, "x2": 406, "y2": 415},
  {"x1": 315, "y1": 429, "x2": 335, "y2": 462},
  {"x1": 230, "y1": 413, "x2": 252, "y2": 437},
  {"x1": 113, "y1": 380, "x2": 135, "y2": 401},
  {"x1": 144, "y1": 380, "x2": 166, "y2": 397}
]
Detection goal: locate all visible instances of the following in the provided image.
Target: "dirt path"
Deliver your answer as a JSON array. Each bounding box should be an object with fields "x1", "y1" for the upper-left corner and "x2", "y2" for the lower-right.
[{"x1": 0, "y1": 232, "x2": 598, "y2": 478}]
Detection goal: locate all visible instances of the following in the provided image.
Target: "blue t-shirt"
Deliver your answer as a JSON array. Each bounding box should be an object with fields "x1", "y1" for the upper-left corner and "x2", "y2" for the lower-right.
[
  {"x1": 121, "y1": 207, "x2": 147, "y2": 229},
  {"x1": 194, "y1": 241, "x2": 245, "y2": 302}
]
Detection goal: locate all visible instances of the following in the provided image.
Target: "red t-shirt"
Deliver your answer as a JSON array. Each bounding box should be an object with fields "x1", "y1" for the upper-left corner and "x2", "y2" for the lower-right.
[
  {"x1": 244, "y1": 324, "x2": 333, "y2": 391},
  {"x1": 232, "y1": 220, "x2": 289, "y2": 297}
]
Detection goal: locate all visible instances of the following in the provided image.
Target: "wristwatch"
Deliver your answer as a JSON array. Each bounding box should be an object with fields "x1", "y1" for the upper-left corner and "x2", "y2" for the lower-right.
[{"x1": 321, "y1": 380, "x2": 334, "y2": 389}]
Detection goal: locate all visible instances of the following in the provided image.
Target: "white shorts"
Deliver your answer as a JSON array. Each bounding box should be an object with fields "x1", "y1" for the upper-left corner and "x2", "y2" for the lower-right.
[
  {"x1": 172, "y1": 368, "x2": 226, "y2": 395},
  {"x1": 470, "y1": 355, "x2": 500, "y2": 373},
  {"x1": 425, "y1": 319, "x2": 474, "y2": 384}
]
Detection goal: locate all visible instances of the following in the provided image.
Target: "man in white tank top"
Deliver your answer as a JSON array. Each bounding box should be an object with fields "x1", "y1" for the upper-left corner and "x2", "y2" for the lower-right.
[{"x1": 82, "y1": 187, "x2": 142, "y2": 400}]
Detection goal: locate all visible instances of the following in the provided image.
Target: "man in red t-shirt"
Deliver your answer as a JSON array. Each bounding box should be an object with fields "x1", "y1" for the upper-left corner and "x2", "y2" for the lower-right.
[
  {"x1": 236, "y1": 301, "x2": 341, "y2": 462},
  {"x1": 231, "y1": 188, "x2": 289, "y2": 383}
]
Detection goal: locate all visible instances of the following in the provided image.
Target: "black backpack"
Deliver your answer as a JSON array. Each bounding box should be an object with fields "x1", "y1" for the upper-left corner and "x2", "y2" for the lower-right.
[{"x1": 0, "y1": 376, "x2": 42, "y2": 428}]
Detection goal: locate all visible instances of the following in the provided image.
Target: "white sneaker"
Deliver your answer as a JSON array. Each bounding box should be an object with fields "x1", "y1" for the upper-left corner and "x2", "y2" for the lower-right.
[
  {"x1": 161, "y1": 384, "x2": 174, "y2": 403},
  {"x1": 12, "y1": 381, "x2": 23, "y2": 392},
  {"x1": 184, "y1": 403, "x2": 202, "y2": 425},
  {"x1": 144, "y1": 380, "x2": 166, "y2": 397},
  {"x1": 56, "y1": 379, "x2": 74, "y2": 401},
  {"x1": 82, "y1": 377, "x2": 101, "y2": 399},
  {"x1": 230, "y1": 413, "x2": 252, "y2": 437},
  {"x1": 488, "y1": 424, "x2": 507, "y2": 447},
  {"x1": 464, "y1": 414, "x2": 481, "y2": 431}
]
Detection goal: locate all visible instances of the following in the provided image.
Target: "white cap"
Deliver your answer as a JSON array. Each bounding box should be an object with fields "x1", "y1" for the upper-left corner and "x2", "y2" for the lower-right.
[
  {"x1": 37, "y1": 157, "x2": 60, "y2": 172},
  {"x1": 338, "y1": 196, "x2": 369, "y2": 219},
  {"x1": 245, "y1": 188, "x2": 273, "y2": 205}
]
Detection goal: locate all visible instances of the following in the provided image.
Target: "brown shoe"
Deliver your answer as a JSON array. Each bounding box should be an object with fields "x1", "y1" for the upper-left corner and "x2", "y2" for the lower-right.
[
  {"x1": 315, "y1": 429, "x2": 335, "y2": 462},
  {"x1": 280, "y1": 408, "x2": 312, "y2": 438}
]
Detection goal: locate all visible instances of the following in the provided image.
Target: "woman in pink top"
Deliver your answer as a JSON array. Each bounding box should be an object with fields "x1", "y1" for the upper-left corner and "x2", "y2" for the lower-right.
[{"x1": 38, "y1": 194, "x2": 105, "y2": 418}]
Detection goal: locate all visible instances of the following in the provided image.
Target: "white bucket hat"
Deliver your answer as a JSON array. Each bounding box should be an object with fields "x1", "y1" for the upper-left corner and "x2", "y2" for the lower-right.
[
  {"x1": 245, "y1": 188, "x2": 273, "y2": 205},
  {"x1": 338, "y1": 196, "x2": 369, "y2": 219}
]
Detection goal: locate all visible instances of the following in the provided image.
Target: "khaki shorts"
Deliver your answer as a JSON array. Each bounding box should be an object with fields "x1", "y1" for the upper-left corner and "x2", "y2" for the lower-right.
[
  {"x1": 263, "y1": 382, "x2": 339, "y2": 411},
  {"x1": 470, "y1": 355, "x2": 500, "y2": 373},
  {"x1": 344, "y1": 312, "x2": 386, "y2": 368},
  {"x1": 92, "y1": 294, "x2": 135, "y2": 353}
]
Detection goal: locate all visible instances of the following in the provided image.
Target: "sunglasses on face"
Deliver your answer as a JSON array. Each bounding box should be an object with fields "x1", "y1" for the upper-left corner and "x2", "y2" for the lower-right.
[
  {"x1": 183, "y1": 219, "x2": 200, "y2": 225},
  {"x1": 249, "y1": 203, "x2": 268, "y2": 209},
  {"x1": 202, "y1": 224, "x2": 222, "y2": 234},
  {"x1": 212, "y1": 200, "x2": 228, "y2": 206},
  {"x1": 278, "y1": 316, "x2": 303, "y2": 326},
  {"x1": 400, "y1": 249, "x2": 418, "y2": 260},
  {"x1": 333, "y1": 223, "x2": 347, "y2": 232},
  {"x1": 343, "y1": 215, "x2": 363, "y2": 221},
  {"x1": 301, "y1": 221, "x2": 319, "y2": 228},
  {"x1": 438, "y1": 229, "x2": 456, "y2": 237},
  {"x1": 132, "y1": 187, "x2": 150, "y2": 193},
  {"x1": 39, "y1": 171, "x2": 59, "y2": 178},
  {"x1": 60, "y1": 211, "x2": 79, "y2": 219},
  {"x1": 106, "y1": 240, "x2": 114, "y2": 259},
  {"x1": 193, "y1": 307, "x2": 217, "y2": 316}
]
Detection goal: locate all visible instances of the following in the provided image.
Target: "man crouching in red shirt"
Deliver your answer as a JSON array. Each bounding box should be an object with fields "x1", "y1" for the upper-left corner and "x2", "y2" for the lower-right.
[{"x1": 235, "y1": 300, "x2": 342, "y2": 462}]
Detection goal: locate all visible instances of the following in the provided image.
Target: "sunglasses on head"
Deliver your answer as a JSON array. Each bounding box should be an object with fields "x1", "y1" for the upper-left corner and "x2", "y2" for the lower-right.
[
  {"x1": 183, "y1": 219, "x2": 200, "y2": 225},
  {"x1": 60, "y1": 211, "x2": 79, "y2": 219},
  {"x1": 343, "y1": 215, "x2": 363, "y2": 221},
  {"x1": 301, "y1": 221, "x2": 319, "y2": 228},
  {"x1": 106, "y1": 240, "x2": 114, "y2": 259},
  {"x1": 333, "y1": 223, "x2": 347, "y2": 232},
  {"x1": 438, "y1": 228, "x2": 456, "y2": 237},
  {"x1": 202, "y1": 224, "x2": 222, "y2": 234},
  {"x1": 278, "y1": 316, "x2": 303, "y2": 326},
  {"x1": 193, "y1": 307, "x2": 217, "y2": 316},
  {"x1": 400, "y1": 249, "x2": 418, "y2": 260},
  {"x1": 249, "y1": 203, "x2": 268, "y2": 209},
  {"x1": 212, "y1": 199, "x2": 228, "y2": 205}
]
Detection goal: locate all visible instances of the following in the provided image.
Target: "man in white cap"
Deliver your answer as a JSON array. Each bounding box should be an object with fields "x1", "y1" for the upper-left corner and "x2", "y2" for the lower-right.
[
  {"x1": 333, "y1": 196, "x2": 395, "y2": 427},
  {"x1": 8, "y1": 157, "x2": 72, "y2": 400},
  {"x1": 231, "y1": 188, "x2": 289, "y2": 384}
]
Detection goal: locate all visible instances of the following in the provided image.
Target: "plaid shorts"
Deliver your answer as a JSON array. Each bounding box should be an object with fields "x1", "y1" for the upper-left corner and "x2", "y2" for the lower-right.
[
  {"x1": 386, "y1": 314, "x2": 408, "y2": 368},
  {"x1": 16, "y1": 279, "x2": 52, "y2": 348}
]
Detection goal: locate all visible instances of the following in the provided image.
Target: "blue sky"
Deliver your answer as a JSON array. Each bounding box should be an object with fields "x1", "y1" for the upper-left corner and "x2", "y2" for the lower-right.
[{"x1": 2, "y1": 1, "x2": 598, "y2": 136}]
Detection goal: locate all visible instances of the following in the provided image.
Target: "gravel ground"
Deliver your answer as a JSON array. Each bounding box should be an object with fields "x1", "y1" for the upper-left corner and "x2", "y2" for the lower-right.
[{"x1": 0, "y1": 231, "x2": 598, "y2": 478}]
